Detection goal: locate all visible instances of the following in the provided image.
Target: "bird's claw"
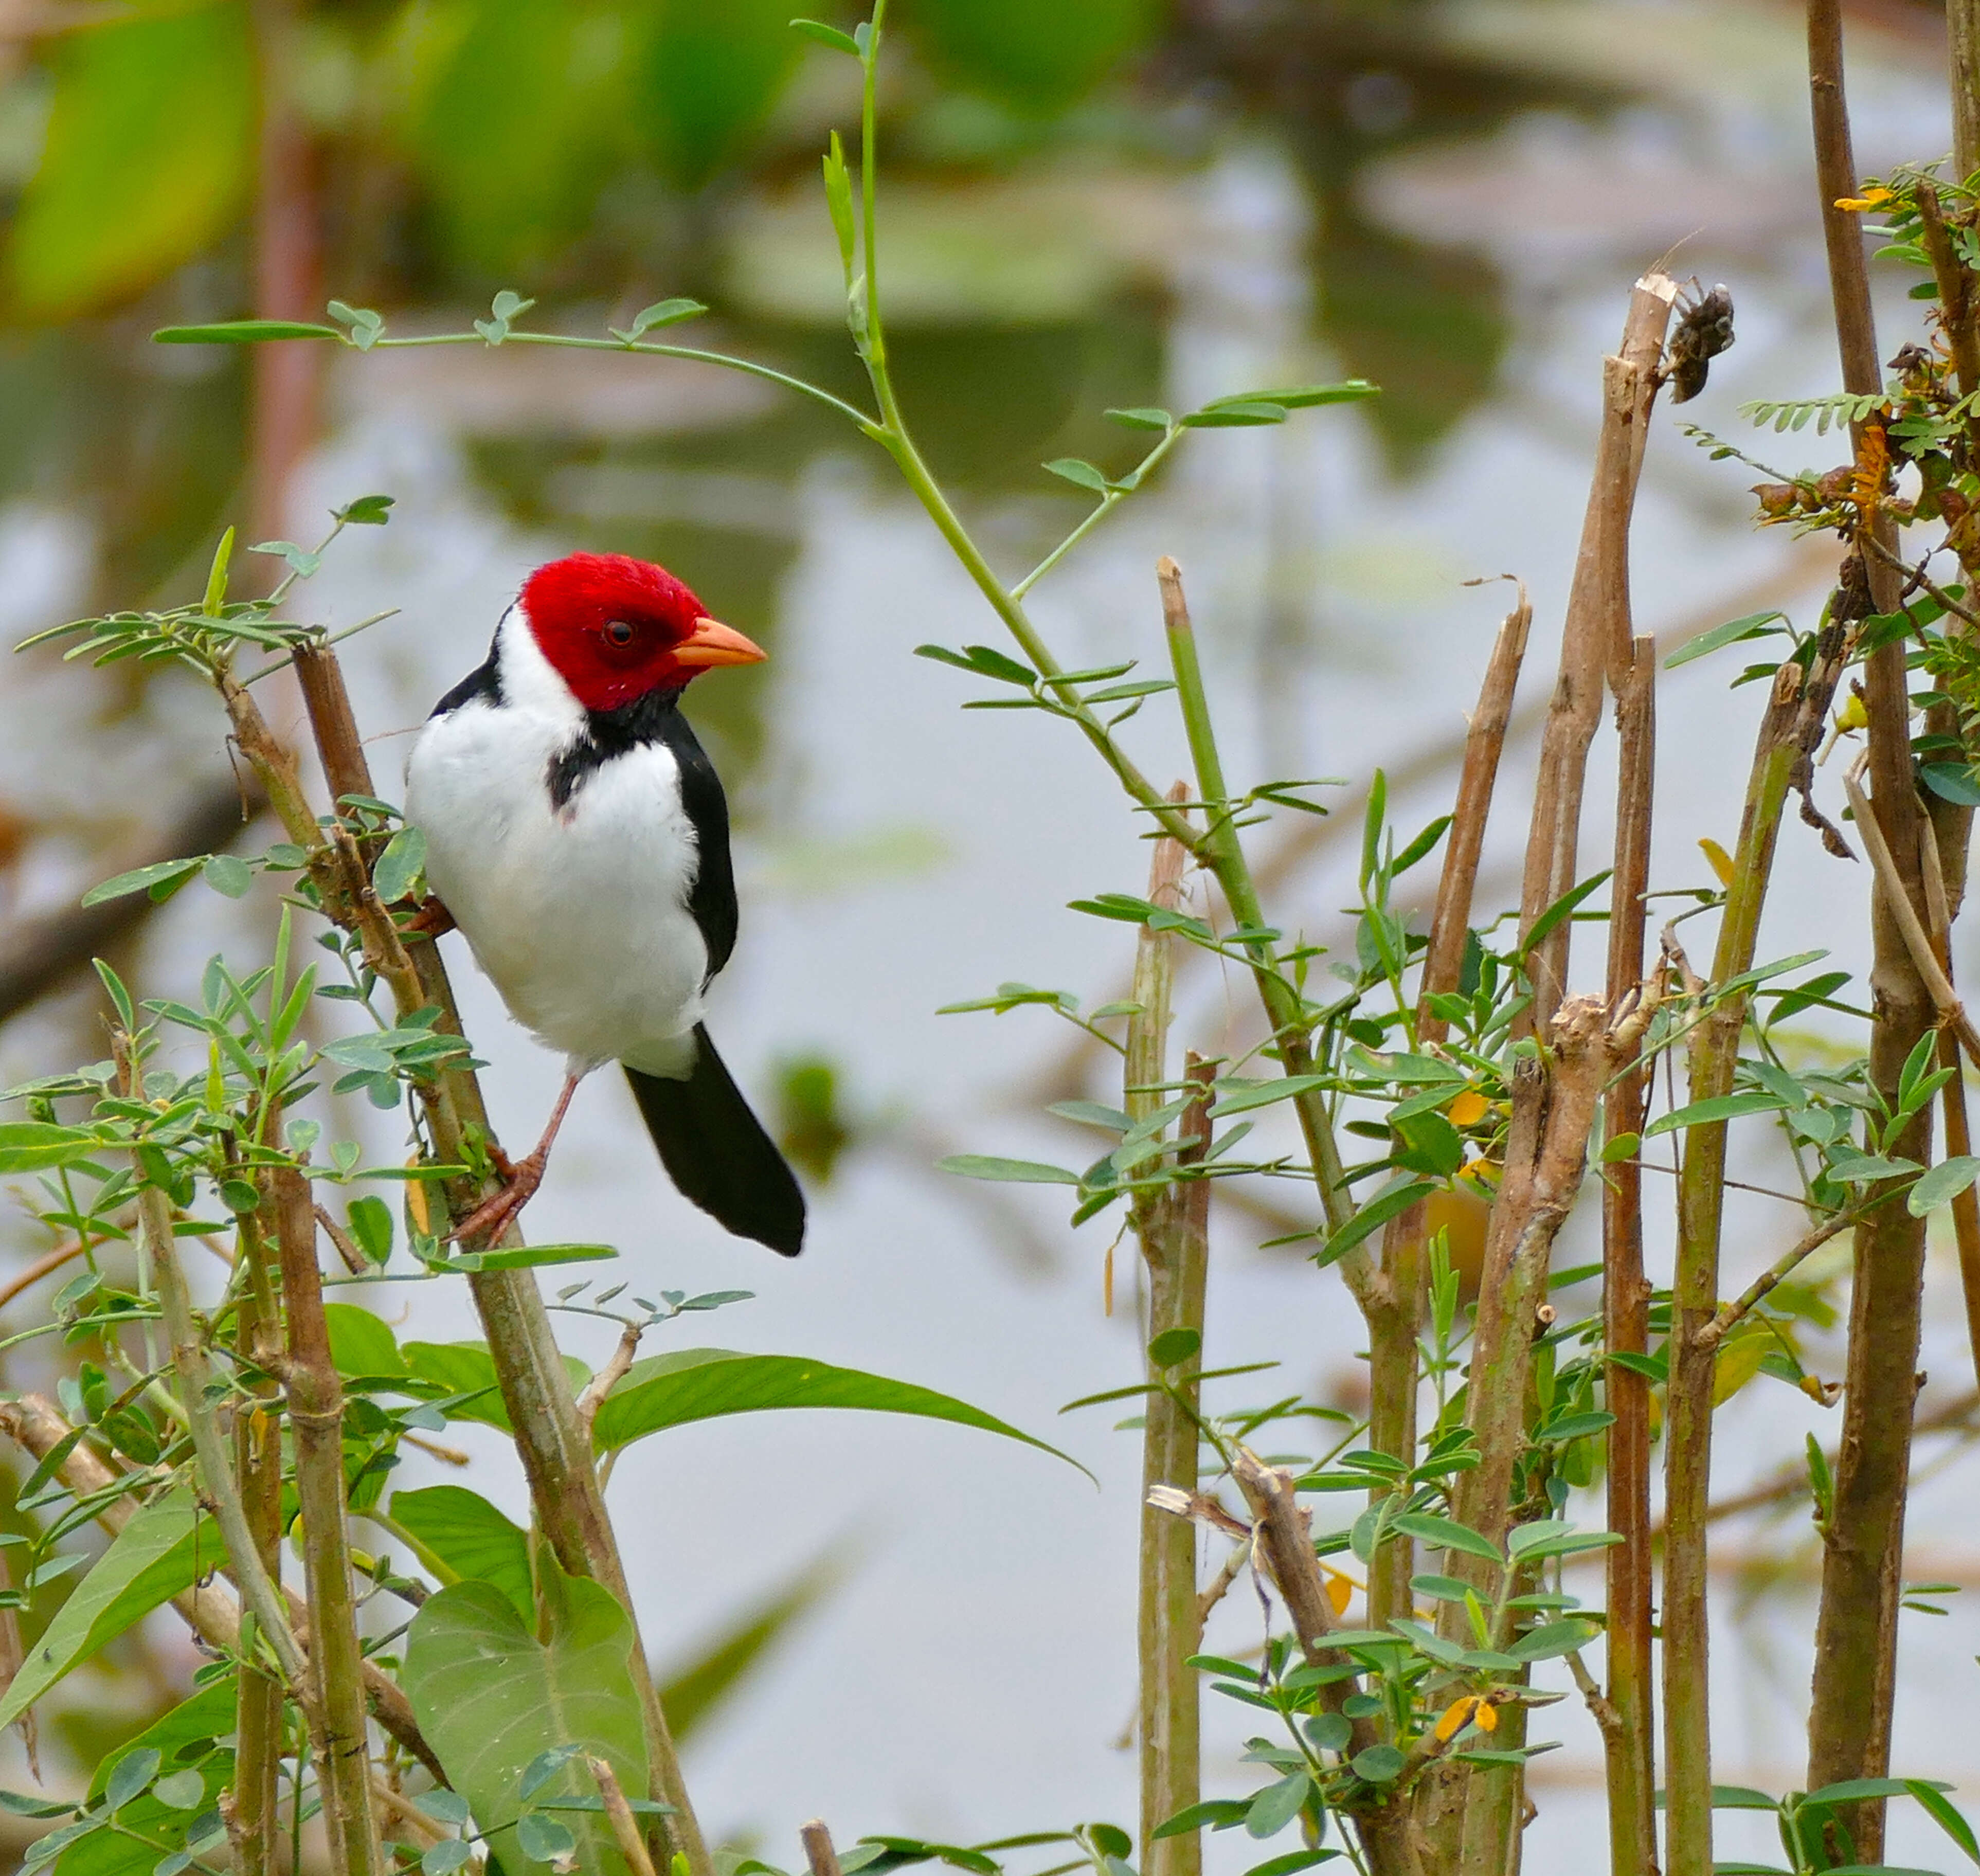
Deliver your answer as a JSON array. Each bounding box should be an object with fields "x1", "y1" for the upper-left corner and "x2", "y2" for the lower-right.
[
  {"x1": 404, "y1": 894, "x2": 457, "y2": 939},
  {"x1": 448, "y1": 1152, "x2": 545, "y2": 1247}
]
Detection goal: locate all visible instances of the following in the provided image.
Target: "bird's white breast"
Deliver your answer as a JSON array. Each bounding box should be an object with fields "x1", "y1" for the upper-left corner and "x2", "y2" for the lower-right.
[{"x1": 404, "y1": 613, "x2": 709, "y2": 1077}]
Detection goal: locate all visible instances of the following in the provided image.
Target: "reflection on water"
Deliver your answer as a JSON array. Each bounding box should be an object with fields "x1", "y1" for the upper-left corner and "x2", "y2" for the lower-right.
[{"x1": 0, "y1": 2, "x2": 1973, "y2": 1867}]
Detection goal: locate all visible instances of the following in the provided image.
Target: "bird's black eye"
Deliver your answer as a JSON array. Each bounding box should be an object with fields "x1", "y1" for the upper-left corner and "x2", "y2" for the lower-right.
[{"x1": 605, "y1": 620, "x2": 636, "y2": 646}]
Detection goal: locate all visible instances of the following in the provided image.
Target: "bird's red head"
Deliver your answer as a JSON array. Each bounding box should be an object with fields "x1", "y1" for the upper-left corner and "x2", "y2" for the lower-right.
[{"x1": 518, "y1": 552, "x2": 767, "y2": 713}]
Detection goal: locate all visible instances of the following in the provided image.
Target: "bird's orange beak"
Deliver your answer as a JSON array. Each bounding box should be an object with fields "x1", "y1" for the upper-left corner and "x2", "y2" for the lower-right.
[{"x1": 671, "y1": 617, "x2": 768, "y2": 669}]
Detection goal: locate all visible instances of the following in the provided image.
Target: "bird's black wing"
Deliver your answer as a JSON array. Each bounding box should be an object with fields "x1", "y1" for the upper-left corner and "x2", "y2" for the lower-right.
[{"x1": 554, "y1": 691, "x2": 739, "y2": 980}]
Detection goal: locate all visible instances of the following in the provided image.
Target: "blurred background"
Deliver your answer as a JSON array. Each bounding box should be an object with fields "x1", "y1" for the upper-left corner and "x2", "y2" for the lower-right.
[{"x1": 0, "y1": 0, "x2": 1973, "y2": 1869}]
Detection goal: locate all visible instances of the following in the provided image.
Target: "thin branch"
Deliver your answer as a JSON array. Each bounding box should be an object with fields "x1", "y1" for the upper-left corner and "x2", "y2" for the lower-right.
[
  {"x1": 593, "y1": 1758, "x2": 660, "y2": 1876},
  {"x1": 1917, "y1": 817, "x2": 1980, "y2": 1391},
  {"x1": 1840, "y1": 755, "x2": 1980, "y2": 1064},
  {"x1": 1694, "y1": 1205, "x2": 1868, "y2": 1348},
  {"x1": 800, "y1": 1820, "x2": 845, "y2": 1876}
]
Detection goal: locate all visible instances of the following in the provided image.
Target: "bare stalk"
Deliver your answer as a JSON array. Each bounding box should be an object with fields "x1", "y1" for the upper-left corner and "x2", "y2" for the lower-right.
[
  {"x1": 1804, "y1": 7, "x2": 1939, "y2": 1850},
  {"x1": 1370, "y1": 588, "x2": 1534, "y2": 1634},
  {"x1": 1601, "y1": 635, "x2": 1657, "y2": 1876},
  {"x1": 1130, "y1": 800, "x2": 1207, "y2": 1876},
  {"x1": 233, "y1": 1195, "x2": 287, "y2": 1876},
  {"x1": 591, "y1": 1757, "x2": 660, "y2": 1876},
  {"x1": 1229, "y1": 1450, "x2": 1421, "y2": 1876},
  {"x1": 1663, "y1": 656, "x2": 1810, "y2": 1876},
  {"x1": 800, "y1": 1820, "x2": 845, "y2": 1876},
  {"x1": 1952, "y1": 0, "x2": 1979, "y2": 182},
  {"x1": 1520, "y1": 274, "x2": 1679, "y2": 1029},
  {"x1": 1917, "y1": 825, "x2": 1980, "y2": 1386},
  {"x1": 272, "y1": 1167, "x2": 380, "y2": 1876},
  {"x1": 278, "y1": 642, "x2": 711, "y2": 1874},
  {"x1": 1157, "y1": 560, "x2": 1359, "y2": 1263}
]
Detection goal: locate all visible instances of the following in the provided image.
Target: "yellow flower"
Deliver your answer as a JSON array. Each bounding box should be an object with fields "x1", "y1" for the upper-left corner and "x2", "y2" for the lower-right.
[
  {"x1": 1447, "y1": 1088, "x2": 1490, "y2": 1129},
  {"x1": 1834, "y1": 692, "x2": 1868, "y2": 734},
  {"x1": 1474, "y1": 1700, "x2": 1499, "y2": 1734},
  {"x1": 1434, "y1": 1697, "x2": 1478, "y2": 1743},
  {"x1": 1324, "y1": 1568, "x2": 1354, "y2": 1616},
  {"x1": 1699, "y1": 837, "x2": 1737, "y2": 887},
  {"x1": 1834, "y1": 186, "x2": 1895, "y2": 211}
]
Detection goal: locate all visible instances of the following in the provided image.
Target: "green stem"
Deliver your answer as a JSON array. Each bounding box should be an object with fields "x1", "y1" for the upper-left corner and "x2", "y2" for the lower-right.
[
  {"x1": 1663, "y1": 657, "x2": 1807, "y2": 1876},
  {"x1": 272, "y1": 1166, "x2": 380, "y2": 1876},
  {"x1": 1014, "y1": 427, "x2": 1187, "y2": 599}
]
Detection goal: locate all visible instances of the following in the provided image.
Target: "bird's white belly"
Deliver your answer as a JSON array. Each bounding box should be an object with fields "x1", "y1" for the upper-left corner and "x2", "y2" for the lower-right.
[{"x1": 406, "y1": 703, "x2": 708, "y2": 1074}]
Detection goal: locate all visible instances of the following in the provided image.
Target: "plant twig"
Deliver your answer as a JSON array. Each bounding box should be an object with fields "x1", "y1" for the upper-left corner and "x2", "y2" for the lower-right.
[
  {"x1": 1601, "y1": 634, "x2": 1657, "y2": 1876},
  {"x1": 1519, "y1": 273, "x2": 1679, "y2": 1030},
  {"x1": 1130, "y1": 798, "x2": 1206, "y2": 1876},
  {"x1": 592, "y1": 1757, "x2": 660, "y2": 1876},
  {"x1": 800, "y1": 1820, "x2": 845, "y2": 1876},
  {"x1": 1663, "y1": 652, "x2": 1809, "y2": 1876},
  {"x1": 1917, "y1": 819, "x2": 1980, "y2": 1390},
  {"x1": 1694, "y1": 1205, "x2": 1867, "y2": 1348},
  {"x1": 1370, "y1": 583, "x2": 1534, "y2": 1636},
  {"x1": 272, "y1": 1167, "x2": 380, "y2": 1876},
  {"x1": 1839, "y1": 757, "x2": 1980, "y2": 1063},
  {"x1": 1228, "y1": 1449, "x2": 1421, "y2": 1876}
]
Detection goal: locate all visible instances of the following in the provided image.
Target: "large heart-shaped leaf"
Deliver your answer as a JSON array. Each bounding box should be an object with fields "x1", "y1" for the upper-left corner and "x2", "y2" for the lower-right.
[
  {"x1": 404, "y1": 1561, "x2": 649, "y2": 1876},
  {"x1": 589, "y1": 1348, "x2": 1088, "y2": 1477},
  {"x1": 388, "y1": 1486, "x2": 533, "y2": 1619}
]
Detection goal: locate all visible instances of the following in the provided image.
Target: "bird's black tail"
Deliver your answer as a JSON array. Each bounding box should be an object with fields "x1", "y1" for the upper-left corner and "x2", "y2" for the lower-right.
[{"x1": 625, "y1": 1026, "x2": 805, "y2": 1256}]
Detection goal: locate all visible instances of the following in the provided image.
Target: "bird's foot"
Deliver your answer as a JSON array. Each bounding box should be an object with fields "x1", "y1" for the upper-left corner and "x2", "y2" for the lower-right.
[
  {"x1": 448, "y1": 1149, "x2": 545, "y2": 1247},
  {"x1": 404, "y1": 894, "x2": 457, "y2": 940}
]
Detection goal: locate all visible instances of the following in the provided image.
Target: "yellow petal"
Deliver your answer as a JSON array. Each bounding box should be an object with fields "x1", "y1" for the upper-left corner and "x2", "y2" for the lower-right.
[
  {"x1": 1447, "y1": 1089, "x2": 1490, "y2": 1129},
  {"x1": 1835, "y1": 693, "x2": 1867, "y2": 733},
  {"x1": 1699, "y1": 837, "x2": 1737, "y2": 888},
  {"x1": 1325, "y1": 1568, "x2": 1353, "y2": 1616},
  {"x1": 1474, "y1": 1700, "x2": 1498, "y2": 1733},
  {"x1": 405, "y1": 1159, "x2": 429, "y2": 1235},
  {"x1": 1434, "y1": 1697, "x2": 1476, "y2": 1743},
  {"x1": 1834, "y1": 186, "x2": 1894, "y2": 211}
]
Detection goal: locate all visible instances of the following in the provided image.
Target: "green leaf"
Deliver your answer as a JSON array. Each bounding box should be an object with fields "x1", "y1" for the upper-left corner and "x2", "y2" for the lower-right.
[
  {"x1": 151, "y1": 1769, "x2": 205, "y2": 1812},
  {"x1": 372, "y1": 827, "x2": 427, "y2": 906},
  {"x1": 1240, "y1": 1852, "x2": 1338, "y2": 1876},
  {"x1": 102, "y1": 1748, "x2": 159, "y2": 1815},
  {"x1": 1906, "y1": 1780, "x2": 1980, "y2": 1865},
  {"x1": 821, "y1": 131, "x2": 856, "y2": 279},
  {"x1": 1804, "y1": 1778, "x2": 1937, "y2": 1806},
  {"x1": 1209, "y1": 381, "x2": 1379, "y2": 409},
  {"x1": 405, "y1": 1560, "x2": 650, "y2": 1876},
  {"x1": 1390, "y1": 1511, "x2": 1502, "y2": 1564},
  {"x1": 325, "y1": 1303, "x2": 409, "y2": 1378},
  {"x1": 402, "y1": 1340, "x2": 590, "y2": 1433},
  {"x1": 790, "y1": 17, "x2": 861, "y2": 55},
  {"x1": 1505, "y1": 1618, "x2": 1599, "y2": 1661},
  {"x1": 153, "y1": 321, "x2": 341, "y2": 344},
  {"x1": 1909, "y1": 1155, "x2": 1980, "y2": 1216},
  {"x1": 336, "y1": 494, "x2": 396, "y2": 526},
  {"x1": 1106, "y1": 407, "x2": 1172, "y2": 429},
  {"x1": 1153, "y1": 1800, "x2": 1251, "y2": 1839},
  {"x1": 1148, "y1": 1327, "x2": 1200, "y2": 1367},
  {"x1": 344, "y1": 1196, "x2": 395, "y2": 1267},
  {"x1": 1211, "y1": 1074, "x2": 1331, "y2": 1118},
  {"x1": 1351, "y1": 1745, "x2": 1406, "y2": 1783},
  {"x1": 5, "y1": 5, "x2": 253, "y2": 321},
  {"x1": 1665, "y1": 610, "x2": 1790, "y2": 669},
  {"x1": 1043, "y1": 458, "x2": 1109, "y2": 492},
  {"x1": 0, "y1": 1489, "x2": 211, "y2": 1731},
  {"x1": 1644, "y1": 1091, "x2": 1789, "y2": 1139},
  {"x1": 610, "y1": 298, "x2": 708, "y2": 342},
  {"x1": 86, "y1": 1682, "x2": 234, "y2": 1805},
  {"x1": 1922, "y1": 763, "x2": 1980, "y2": 806},
  {"x1": 429, "y1": 1242, "x2": 620, "y2": 1274},
  {"x1": 390, "y1": 1486, "x2": 534, "y2": 1618},
  {"x1": 1245, "y1": 1771, "x2": 1311, "y2": 1838},
  {"x1": 202, "y1": 854, "x2": 253, "y2": 899},
  {"x1": 0, "y1": 1123, "x2": 107, "y2": 1175},
  {"x1": 1521, "y1": 868, "x2": 1612, "y2": 955},
  {"x1": 936, "y1": 1154, "x2": 1081, "y2": 1185},
  {"x1": 1182, "y1": 401, "x2": 1288, "y2": 427},
  {"x1": 1316, "y1": 1177, "x2": 1436, "y2": 1271},
  {"x1": 589, "y1": 1347, "x2": 1089, "y2": 1477},
  {"x1": 80, "y1": 857, "x2": 205, "y2": 909}
]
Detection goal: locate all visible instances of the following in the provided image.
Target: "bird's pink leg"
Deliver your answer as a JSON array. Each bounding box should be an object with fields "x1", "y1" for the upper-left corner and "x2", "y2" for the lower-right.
[{"x1": 449, "y1": 1070, "x2": 585, "y2": 1246}]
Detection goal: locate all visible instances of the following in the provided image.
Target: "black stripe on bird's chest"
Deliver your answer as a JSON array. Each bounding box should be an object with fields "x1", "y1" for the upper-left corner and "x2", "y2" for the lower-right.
[{"x1": 543, "y1": 689, "x2": 739, "y2": 979}]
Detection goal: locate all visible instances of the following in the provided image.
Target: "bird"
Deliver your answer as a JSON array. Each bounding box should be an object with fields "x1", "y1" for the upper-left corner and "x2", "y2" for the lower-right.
[{"x1": 403, "y1": 551, "x2": 805, "y2": 1256}]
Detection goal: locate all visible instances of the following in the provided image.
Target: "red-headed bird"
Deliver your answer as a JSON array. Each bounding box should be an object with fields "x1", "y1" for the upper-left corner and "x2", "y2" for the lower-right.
[{"x1": 404, "y1": 552, "x2": 805, "y2": 1255}]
